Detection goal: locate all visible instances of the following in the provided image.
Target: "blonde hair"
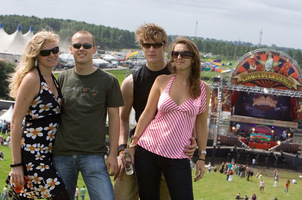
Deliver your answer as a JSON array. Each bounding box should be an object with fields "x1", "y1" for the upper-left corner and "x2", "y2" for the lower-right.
[
  {"x1": 9, "y1": 30, "x2": 60, "y2": 98},
  {"x1": 135, "y1": 23, "x2": 167, "y2": 46}
]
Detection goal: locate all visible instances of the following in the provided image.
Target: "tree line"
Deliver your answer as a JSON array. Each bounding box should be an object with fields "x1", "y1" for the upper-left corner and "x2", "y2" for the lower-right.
[
  {"x1": 1, "y1": 15, "x2": 301, "y2": 63},
  {"x1": 1, "y1": 15, "x2": 302, "y2": 99}
]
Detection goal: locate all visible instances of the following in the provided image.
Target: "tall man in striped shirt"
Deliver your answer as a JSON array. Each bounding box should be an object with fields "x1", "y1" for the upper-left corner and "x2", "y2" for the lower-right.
[{"x1": 113, "y1": 23, "x2": 197, "y2": 200}]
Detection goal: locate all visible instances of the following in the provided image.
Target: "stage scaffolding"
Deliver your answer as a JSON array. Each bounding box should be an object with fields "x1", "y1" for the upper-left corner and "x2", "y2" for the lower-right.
[{"x1": 210, "y1": 76, "x2": 302, "y2": 147}]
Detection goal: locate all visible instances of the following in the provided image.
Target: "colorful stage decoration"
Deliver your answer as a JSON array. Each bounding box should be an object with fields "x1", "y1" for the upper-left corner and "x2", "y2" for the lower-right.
[
  {"x1": 232, "y1": 48, "x2": 302, "y2": 90},
  {"x1": 250, "y1": 133, "x2": 271, "y2": 142},
  {"x1": 225, "y1": 49, "x2": 302, "y2": 149}
]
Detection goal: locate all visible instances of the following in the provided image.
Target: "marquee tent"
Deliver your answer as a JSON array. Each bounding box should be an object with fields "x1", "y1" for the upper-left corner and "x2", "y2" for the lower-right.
[
  {"x1": 0, "y1": 105, "x2": 13, "y2": 123},
  {"x1": 0, "y1": 24, "x2": 34, "y2": 55}
]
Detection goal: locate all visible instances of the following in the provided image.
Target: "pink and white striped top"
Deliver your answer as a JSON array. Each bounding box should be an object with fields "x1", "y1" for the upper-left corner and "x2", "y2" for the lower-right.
[{"x1": 137, "y1": 75, "x2": 207, "y2": 159}]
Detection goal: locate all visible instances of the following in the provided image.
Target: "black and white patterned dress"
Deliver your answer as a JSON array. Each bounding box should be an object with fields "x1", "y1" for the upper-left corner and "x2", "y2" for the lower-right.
[{"x1": 19, "y1": 67, "x2": 66, "y2": 199}]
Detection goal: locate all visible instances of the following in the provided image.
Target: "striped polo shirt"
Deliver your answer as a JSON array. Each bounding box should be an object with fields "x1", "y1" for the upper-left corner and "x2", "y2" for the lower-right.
[{"x1": 137, "y1": 75, "x2": 207, "y2": 159}]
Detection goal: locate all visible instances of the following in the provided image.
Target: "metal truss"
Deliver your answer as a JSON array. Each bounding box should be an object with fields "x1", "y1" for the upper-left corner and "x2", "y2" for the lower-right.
[{"x1": 211, "y1": 82, "x2": 302, "y2": 98}]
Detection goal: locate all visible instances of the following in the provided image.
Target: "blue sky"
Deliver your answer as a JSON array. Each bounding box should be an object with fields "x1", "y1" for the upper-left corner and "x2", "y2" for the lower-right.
[{"x1": 1, "y1": 0, "x2": 302, "y2": 49}]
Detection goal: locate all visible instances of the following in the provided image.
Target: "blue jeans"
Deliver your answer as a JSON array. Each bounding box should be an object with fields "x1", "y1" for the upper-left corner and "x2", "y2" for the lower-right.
[
  {"x1": 134, "y1": 146, "x2": 193, "y2": 200},
  {"x1": 53, "y1": 155, "x2": 114, "y2": 200}
]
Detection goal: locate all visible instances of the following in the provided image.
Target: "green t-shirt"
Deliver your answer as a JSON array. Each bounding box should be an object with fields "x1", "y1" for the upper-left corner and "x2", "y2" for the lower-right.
[
  {"x1": 53, "y1": 68, "x2": 124, "y2": 156},
  {"x1": 80, "y1": 187, "x2": 86, "y2": 196}
]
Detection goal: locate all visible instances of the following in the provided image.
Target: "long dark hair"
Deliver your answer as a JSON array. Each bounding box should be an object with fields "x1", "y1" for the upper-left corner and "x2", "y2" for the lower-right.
[{"x1": 168, "y1": 36, "x2": 201, "y2": 99}]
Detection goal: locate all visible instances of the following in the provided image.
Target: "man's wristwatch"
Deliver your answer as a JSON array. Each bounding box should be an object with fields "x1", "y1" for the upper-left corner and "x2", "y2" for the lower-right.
[{"x1": 200, "y1": 150, "x2": 207, "y2": 155}]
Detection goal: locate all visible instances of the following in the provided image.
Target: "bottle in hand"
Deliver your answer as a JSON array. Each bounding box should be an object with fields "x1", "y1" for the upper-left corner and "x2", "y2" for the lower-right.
[
  {"x1": 14, "y1": 176, "x2": 28, "y2": 193},
  {"x1": 124, "y1": 149, "x2": 134, "y2": 175}
]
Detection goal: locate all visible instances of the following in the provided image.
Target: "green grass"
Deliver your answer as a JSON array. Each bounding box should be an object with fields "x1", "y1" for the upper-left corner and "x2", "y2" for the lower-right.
[
  {"x1": 106, "y1": 69, "x2": 128, "y2": 85},
  {"x1": 1, "y1": 136, "x2": 301, "y2": 200}
]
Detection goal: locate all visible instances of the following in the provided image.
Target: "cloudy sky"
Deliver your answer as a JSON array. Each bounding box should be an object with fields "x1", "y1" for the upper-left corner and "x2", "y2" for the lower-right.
[{"x1": 1, "y1": 0, "x2": 302, "y2": 49}]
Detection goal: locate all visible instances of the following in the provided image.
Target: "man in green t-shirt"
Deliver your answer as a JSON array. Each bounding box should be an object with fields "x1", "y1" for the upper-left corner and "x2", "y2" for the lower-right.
[
  {"x1": 80, "y1": 186, "x2": 86, "y2": 200},
  {"x1": 53, "y1": 30, "x2": 124, "y2": 200}
]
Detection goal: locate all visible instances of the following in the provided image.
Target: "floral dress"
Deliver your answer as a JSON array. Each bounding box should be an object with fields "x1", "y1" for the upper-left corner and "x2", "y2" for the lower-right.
[{"x1": 19, "y1": 67, "x2": 66, "y2": 199}]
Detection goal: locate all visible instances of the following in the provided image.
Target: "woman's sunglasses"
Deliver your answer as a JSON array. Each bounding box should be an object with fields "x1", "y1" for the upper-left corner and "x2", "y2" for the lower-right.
[
  {"x1": 172, "y1": 51, "x2": 193, "y2": 59},
  {"x1": 39, "y1": 46, "x2": 59, "y2": 57},
  {"x1": 72, "y1": 43, "x2": 93, "y2": 49},
  {"x1": 142, "y1": 42, "x2": 165, "y2": 49}
]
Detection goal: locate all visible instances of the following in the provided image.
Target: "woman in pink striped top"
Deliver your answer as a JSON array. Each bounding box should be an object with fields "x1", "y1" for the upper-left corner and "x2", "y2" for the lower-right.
[{"x1": 127, "y1": 36, "x2": 210, "y2": 200}]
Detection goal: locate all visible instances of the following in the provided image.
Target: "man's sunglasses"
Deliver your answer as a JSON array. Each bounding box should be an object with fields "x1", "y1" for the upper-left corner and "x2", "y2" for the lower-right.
[
  {"x1": 72, "y1": 43, "x2": 93, "y2": 49},
  {"x1": 142, "y1": 42, "x2": 165, "y2": 49},
  {"x1": 172, "y1": 51, "x2": 193, "y2": 59},
  {"x1": 39, "y1": 46, "x2": 59, "y2": 57}
]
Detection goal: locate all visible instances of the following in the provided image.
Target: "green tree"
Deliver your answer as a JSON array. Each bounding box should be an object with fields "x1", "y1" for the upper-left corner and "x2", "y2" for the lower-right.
[{"x1": 0, "y1": 61, "x2": 15, "y2": 99}]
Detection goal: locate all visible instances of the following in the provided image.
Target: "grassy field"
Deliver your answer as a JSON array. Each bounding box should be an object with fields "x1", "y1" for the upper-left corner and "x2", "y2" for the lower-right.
[{"x1": 1, "y1": 134, "x2": 301, "y2": 200}]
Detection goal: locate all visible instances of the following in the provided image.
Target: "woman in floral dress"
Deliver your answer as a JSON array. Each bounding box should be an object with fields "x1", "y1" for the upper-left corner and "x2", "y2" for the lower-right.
[{"x1": 8, "y1": 30, "x2": 69, "y2": 199}]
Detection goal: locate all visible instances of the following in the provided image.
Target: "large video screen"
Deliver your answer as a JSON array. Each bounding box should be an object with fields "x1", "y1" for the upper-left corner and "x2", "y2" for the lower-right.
[{"x1": 233, "y1": 91, "x2": 293, "y2": 121}]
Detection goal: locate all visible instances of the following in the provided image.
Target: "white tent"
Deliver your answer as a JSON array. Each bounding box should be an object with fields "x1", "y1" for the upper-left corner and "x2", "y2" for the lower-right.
[
  {"x1": 59, "y1": 53, "x2": 74, "y2": 61},
  {"x1": 0, "y1": 24, "x2": 34, "y2": 55},
  {"x1": 0, "y1": 105, "x2": 13, "y2": 123},
  {"x1": 103, "y1": 54, "x2": 118, "y2": 61},
  {"x1": 0, "y1": 24, "x2": 8, "y2": 37},
  {"x1": 93, "y1": 58, "x2": 110, "y2": 68}
]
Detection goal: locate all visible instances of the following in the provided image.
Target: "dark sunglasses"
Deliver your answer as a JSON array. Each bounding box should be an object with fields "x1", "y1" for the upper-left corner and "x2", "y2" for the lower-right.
[
  {"x1": 72, "y1": 43, "x2": 93, "y2": 49},
  {"x1": 142, "y1": 42, "x2": 165, "y2": 49},
  {"x1": 172, "y1": 51, "x2": 193, "y2": 59},
  {"x1": 39, "y1": 46, "x2": 59, "y2": 57}
]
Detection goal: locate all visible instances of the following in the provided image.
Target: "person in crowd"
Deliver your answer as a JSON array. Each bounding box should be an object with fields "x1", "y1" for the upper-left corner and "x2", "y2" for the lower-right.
[
  {"x1": 246, "y1": 165, "x2": 251, "y2": 181},
  {"x1": 252, "y1": 158, "x2": 256, "y2": 168},
  {"x1": 219, "y1": 162, "x2": 225, "y2": 173},
  {"x1": 5, "y1": 122, "x2": 10, "y2": 134},
  {"x1": 0, "y1": 119, "x2": 3, "y2": 133},
  {"x1": 0, "y1": 151, "x2": 4, "y2": 160},
  {"x1": 74, "y1": 186, "x2": 79, "y2": 200},
  {"x1": 8, "y1": 30, "x2": 69, "y2": 199},
  {"x1": 1, "y1": 120, "x2": 6, "y2": 134},
  {"x1": 235, "y1": 192, "x2": 241, "y2": 199},
  {"x1": 127, "y1": 36, "x2": 210, "y2": 200},
  {"x1": 113, "y1": 23, "x2": 197, "y2": 200},
  {"x1": 250, "y1": 170, "x2": 254, "y2": 182},
  {"x1": 259, "y1": 179, "x2": 265, "y2": 192},
  {"x1": 207, "y1": 162, "x2": 212, "y2": 173},
  {"x1": 2, "y1": 185, "x2": 8, "y2": 200},
  {"x1": 228, "y1": 170, "x2": 234, "y2": 182},
  {"x1": 284, "y1": 179, "x2": 290, "y2": 193},
  {"x1": 0, "y1": 135, "x2": 2, "y2": 145},
  {"x1": 251, "y1": 193, "x2": 257, "y2": 200},
  {"x1": 80, "y1": 186, "x2": 86, "y2": 200},
  {"x1": 273, "y1": 173, "x2": 278, "y2": 187},
  {"x1": 52, "y1": 30, "x2": 124, "y2": 200},
  {"x1": 226, "y1": 169, "x2": 230, "y2": 181},
  {"x1": 273, "y1": 169, "x2": 278, "y2": 177},
  {"x1": 243, "y1": 195, "x2": 248, "y2": 200},
  {"x1": 292, "y1": 178, "x2": 297, "y2": 184}
]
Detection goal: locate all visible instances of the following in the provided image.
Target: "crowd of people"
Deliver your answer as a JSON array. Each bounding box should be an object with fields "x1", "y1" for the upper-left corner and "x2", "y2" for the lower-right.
[
  {"x1": 0, "y1": 120, "x2": 11, "y2": 135},
  {"x1": 1, "y1": 22, "x2": 299, "y2": 200},
  {"x1": 217, "y1": 161, "x2": 297, "y2": 200}
]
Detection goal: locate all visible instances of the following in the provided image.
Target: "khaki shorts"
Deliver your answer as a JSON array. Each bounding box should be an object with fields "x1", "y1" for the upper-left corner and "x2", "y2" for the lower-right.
[{"x1": 113, "y1": 172, "x2": 171, "y2": 200}]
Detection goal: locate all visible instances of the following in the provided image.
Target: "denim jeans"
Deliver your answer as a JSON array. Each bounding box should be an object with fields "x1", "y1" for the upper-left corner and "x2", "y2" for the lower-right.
[
  {"x1": 53, "y1": 155, "x2": 114, "y2": 200},
  {"x1": 134, "y1": 146, "x2": 193, "y2": 200}
]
